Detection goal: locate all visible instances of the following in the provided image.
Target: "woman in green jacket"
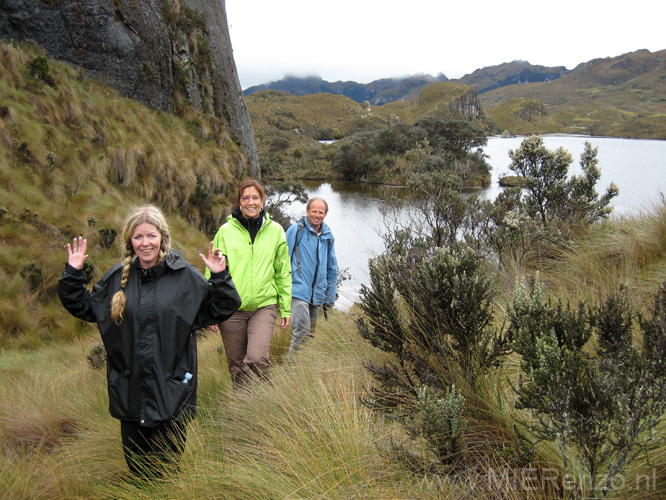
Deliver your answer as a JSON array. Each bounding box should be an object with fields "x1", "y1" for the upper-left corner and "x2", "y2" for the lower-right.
[{"x1": 207, "y1": 179, "x2": 291, "y2": 387}]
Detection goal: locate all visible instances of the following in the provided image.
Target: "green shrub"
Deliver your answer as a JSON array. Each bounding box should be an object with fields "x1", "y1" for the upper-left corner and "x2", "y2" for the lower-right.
[
  {"x1": 358, "y1": 242, "x2": 509, "y2": 474},
  {"x1": 417, "y1": 385, "x2": 468, "y2": 469},
  {"x1": 508, "y1": 278, "x2": 666, "y2": 497},
  {"x1": 28, "y1": 56, "x2": 55, "y2": 86}
]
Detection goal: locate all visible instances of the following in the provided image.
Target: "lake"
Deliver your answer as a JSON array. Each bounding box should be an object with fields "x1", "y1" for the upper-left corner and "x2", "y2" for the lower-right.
[
  {"x1": 481, "y1": 135, "x2": 666, "y2": 216},
  {"x1": 286, "y1": 135, "x2": 666, "y2": 309}
]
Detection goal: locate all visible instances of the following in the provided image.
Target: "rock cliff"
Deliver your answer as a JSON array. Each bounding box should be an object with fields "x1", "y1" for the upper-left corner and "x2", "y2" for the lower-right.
[
  {"x1": 0, "y1": 0, "x2": 259, "y2": 177},
  {"x1": 448, "y1": 88, "x2": 484, "y2": 120}
]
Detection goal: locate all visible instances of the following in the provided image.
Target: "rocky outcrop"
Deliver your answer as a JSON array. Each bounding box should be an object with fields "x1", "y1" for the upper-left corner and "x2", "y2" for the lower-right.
[
  {"x1": 514, "y1": 99, "x2": 548, "y2": 122},
  {"x1": 449, "y1": 89, "x2": 484, "y2": 120},
  {"x1": 0, "y1": 0, "x2": 259, "y2": 177}
]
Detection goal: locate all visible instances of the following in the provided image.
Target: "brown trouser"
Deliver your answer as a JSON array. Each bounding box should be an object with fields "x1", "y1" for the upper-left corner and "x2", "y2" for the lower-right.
[{"x1": 219, "y1": 304, "x2": 278, "y2": 387}]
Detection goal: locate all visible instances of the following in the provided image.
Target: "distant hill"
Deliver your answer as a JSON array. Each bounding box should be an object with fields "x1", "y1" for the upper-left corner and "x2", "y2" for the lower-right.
[
  {"x1": 482, "y1": 49, "x2": 666, "y2": 138},
  {"x1": 246, "y1": 48, "x2": 666, "y2": 140},
  {"x1": 244, "y1": 61, "x2": 568, "y2": 105},
  {"x1": 456, "y1": 60, "x2": 568, "y2": 94},
  {"x1": 244, "y1": 74, "x2": 449, "y2": 105}
]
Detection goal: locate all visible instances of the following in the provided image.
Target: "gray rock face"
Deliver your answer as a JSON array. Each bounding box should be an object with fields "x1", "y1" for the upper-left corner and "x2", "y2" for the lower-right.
[
  {"x1": 450, "y1": 89, "x2": 484, "y2": 120},
  {"x1": 0, "y1": 0, "x2": 259, "y2": 177}
]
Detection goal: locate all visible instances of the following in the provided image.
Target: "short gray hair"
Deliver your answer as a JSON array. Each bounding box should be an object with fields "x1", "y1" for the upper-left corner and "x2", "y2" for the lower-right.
[{"x1": 306, "y1": 197, "x2": 329, "y2": 213}]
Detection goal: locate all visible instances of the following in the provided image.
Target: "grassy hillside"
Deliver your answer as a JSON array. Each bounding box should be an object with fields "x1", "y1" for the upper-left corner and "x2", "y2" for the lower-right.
[
  {"x1": 3, "y1": 40, "x2": 666, "y2": 500},
  {"x1": 0, "y1": 40, "x2": 251, "y2": 349},
  {"x1": 483, "y1": 49, "x2": 666, "y2": 138},
  {"x1": 246, "y1": 89, "x2": 391, "y2": 179}
]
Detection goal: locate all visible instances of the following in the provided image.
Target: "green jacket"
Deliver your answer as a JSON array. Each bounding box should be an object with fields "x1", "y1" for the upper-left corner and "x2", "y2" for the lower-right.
[{"x1": 206, "y1": 211, "x2": 291, "y2": 317}]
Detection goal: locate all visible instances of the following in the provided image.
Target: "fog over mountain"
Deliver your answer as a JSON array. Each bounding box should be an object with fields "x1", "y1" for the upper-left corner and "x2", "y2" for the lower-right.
[{"x1": 243, "y1": 60, "x2": 570, "y2": 105}]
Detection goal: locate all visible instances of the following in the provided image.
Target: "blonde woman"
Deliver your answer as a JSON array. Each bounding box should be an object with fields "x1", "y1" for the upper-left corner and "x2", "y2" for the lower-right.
[{"x1": 58, "y1": 205, "x2": 241, "y2": 479}]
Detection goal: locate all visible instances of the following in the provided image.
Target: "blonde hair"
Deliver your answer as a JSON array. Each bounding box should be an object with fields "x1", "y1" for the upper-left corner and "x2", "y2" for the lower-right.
[{"x1": 110, "y1": 205, "x2": 171, "y2": 324}]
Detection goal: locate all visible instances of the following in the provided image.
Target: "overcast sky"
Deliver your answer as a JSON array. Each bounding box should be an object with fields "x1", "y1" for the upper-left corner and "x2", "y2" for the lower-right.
[{"x1": 225, "y1": 0, "x2": 664, "y2": 90}]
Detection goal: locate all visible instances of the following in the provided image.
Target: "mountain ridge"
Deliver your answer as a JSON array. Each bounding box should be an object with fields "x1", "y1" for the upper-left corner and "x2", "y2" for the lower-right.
[
  {"x1": 244, "y1": 73, "x2": 450, "y2": 106},
  {"x1": 244, "y1": 48, "x2": 663, "y2": 110},
  {"x1": 246, "y1": 48, "x2": 666, "y2": 140},
  {"x1": 243, "y1": 60, "x2": 571, "y2": 103}
]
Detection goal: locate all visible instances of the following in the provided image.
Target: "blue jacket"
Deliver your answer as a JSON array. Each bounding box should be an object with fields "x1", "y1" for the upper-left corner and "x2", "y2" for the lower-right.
[{"x1": 286, "y1": 216, "x2": 338, "y2": 306}]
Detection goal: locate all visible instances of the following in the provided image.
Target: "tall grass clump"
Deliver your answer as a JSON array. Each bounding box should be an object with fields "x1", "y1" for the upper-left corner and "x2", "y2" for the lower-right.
[
  {"x1": 0, "y1": 310, "x2": 457, "y2": 499},
  {"x1": 0, "y1": 340, "x2": 121, "y2": 499},
  {"x1": 535, "y1": 199, "x2": 666, "y2": 310},
  {"x1": 0, "y1": 40, "x2": 251, "y2": 348}
]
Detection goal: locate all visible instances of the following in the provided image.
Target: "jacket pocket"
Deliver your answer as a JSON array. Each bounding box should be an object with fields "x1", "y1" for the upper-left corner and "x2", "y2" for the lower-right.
[
  {"x1": 107, "y1": 369, "x2": 131, "y2": 419},
  {"x1": 164, "y1": 373, "x2": 196, "y2": 417}
]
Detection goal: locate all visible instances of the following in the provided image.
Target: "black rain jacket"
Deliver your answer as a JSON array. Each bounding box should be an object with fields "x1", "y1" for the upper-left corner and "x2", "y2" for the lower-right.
[{"x1": 57, "y1": 250, "x2": 241, "y2": 426}]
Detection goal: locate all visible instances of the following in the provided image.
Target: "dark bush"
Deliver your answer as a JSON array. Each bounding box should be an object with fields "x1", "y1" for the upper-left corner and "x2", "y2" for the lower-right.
[
  {"x1": 28, "y1": 56, "x2": 55, "y2": 87},
  {"x1": 20, "y1": 261, "x2": 43, "y2": 291},
  {"x1": 508, "y1": 280, "x2": 666, "y2": 497},
  {"x1": 98, "y1": 227, "x2": 117, "y2": 249}
]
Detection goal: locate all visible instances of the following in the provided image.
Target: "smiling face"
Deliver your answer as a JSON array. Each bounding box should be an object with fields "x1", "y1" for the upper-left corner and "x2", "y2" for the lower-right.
[
  {"x1": 240, "y1": 186, "x2": 263, "y2": 219},
  {"x1": 131, "y1": 222, "x2": 163, "y2": 269},
  {"x1": 306, "y1": 199, "x2": 328, "y2": 232}
]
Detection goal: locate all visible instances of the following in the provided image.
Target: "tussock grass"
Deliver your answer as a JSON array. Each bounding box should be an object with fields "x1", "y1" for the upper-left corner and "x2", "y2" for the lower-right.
[
  {"x1": 0, "y1": 40, "x2": 249, "y2": 348},
  {"x1": 2, "y1": 39, "x2": 666, "y2": 500},
  {"x1": 531, "y1": 199, "x2": 666, "y2": 310},
  {"x1": 3, "y1": 232, "x2": 666, "y2": 498},
  {"x1": 0, "y1": 312, "x2": 448, "y2": 499}
]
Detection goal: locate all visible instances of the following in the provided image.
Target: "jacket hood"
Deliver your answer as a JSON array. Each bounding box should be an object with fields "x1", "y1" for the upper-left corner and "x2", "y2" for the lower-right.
[{"x1": 164, "y1": 249, "x2": 187, "y2": 270}]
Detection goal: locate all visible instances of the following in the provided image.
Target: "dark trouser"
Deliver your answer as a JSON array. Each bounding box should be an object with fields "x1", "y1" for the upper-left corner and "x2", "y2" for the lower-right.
[{"x1": 120, "y1": 419, "x2": 188, "y2": 479}]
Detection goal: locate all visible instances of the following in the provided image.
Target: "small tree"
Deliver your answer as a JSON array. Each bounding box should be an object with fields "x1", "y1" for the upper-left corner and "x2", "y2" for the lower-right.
[
  {"x1": 488, "y1": 136, "x2": 619, "y2": 265},
  {"x1": 565, "y1": 141, "x2": 619, "y2": 226},
  {"x1": 508, "y1": 278, "x2": 666, "y2": 498},
  {"x1": 264, "y1": 180, "x2": 308, "y2": 229},
  {"x1": 508, "y1": 135, "x2": 573, "y2": 226},
  {"x1": 507, "y1": 136, "x2": 618, "y2": 230}
]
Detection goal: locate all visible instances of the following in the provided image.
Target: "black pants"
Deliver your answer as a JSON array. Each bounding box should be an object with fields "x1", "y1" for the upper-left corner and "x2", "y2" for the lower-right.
[{"x1": 120, "y1": 420, "x2": 188, "y2": 478}]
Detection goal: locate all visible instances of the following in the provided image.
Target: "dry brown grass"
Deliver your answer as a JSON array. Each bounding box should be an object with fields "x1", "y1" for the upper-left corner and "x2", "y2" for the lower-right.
[{"x1": 0, "y1": 40, "x2": 249, "y2": 348}]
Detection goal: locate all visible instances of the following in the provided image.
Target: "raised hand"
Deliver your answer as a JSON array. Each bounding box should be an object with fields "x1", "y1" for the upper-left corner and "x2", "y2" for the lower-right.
[
  {"x1": 199, "y1": 241, "x2": 226, "y2": 274},
  {"x1": 67, "y1": 236, "x2": 88, "y2": 270}
]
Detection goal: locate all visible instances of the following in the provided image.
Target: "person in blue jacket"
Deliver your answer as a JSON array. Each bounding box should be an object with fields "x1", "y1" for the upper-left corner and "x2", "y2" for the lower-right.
[{"x1": 286, "y1": 197, "x2": 338, "y2": 356}]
